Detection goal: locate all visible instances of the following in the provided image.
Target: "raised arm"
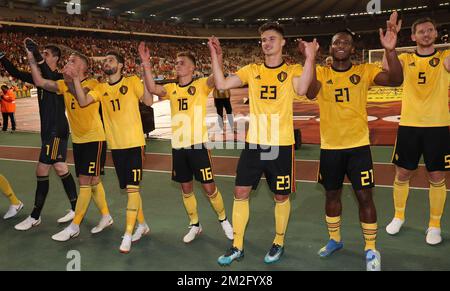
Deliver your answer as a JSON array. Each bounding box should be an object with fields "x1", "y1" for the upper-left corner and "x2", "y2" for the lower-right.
[
  {"x1": 375, "y1": 11, "x2": 404, "y2": 86},
  {"x1": 26, "y1": 49, "x2": 59, "y2": 93},
  {"x1": 208, "y1": 36, "x2": 243, "y2": 90},
  {"x1": 138, "y1": 42, "x2": 166, "y2": 102},
  {"x1": 0, "y1": 52, "x2": 34, "y2": 84},
  {"x1": 293, "y1": 39, "x2": 319, "y2": 96}
]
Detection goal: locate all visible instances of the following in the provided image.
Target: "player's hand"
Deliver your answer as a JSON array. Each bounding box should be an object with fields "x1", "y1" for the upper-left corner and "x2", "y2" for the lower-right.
[
  {"x1": 63, "y1": 63, "x2": 79, "y2": 80},
  {"x1": 380, "y1": 11, "x2": 402, "y2": 52},
  {"x1": 208, "y1": 36, "x2": 222, "y2": 57},
  {"x1": 297, "y1": 38, "x2": 306, "y2": 56},
  {"x1": 24, "y1": 38, "x2": 39, "y2": 53},
  {"x1": 303, "y1": 38, "x2": 319, "y2": 60},
  {"x1": 138, "y1": 41, "x2": 151, "y2": 64}
]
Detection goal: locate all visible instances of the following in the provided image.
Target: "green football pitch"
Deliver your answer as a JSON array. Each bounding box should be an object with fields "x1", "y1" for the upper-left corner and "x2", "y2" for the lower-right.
[{"x1": 0, "y1": 132, "x2": 448, "y2": 271}]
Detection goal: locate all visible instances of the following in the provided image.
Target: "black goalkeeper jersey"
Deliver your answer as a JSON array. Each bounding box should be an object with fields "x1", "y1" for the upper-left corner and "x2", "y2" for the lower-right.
[{"x1": 0, "y1": 57, "x2": 69, "y2": 140}]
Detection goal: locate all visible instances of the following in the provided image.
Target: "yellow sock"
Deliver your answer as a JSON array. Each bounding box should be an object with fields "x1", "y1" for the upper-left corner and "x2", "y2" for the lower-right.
[
  {"x1": 273, "y1": 199, "x2": 291, "y2": 246},
  {"x1": 232, "y1": 198, "x2": 249, "y2": 250},
  {"x1": 126, "y1": 187, "x2": 141, "y2": 235},
  {"x1": 393, "y1": 177, "x2": 410, "y2": 220},
  {"x1": 182, "y1": 192, "x2": 199, "y2": 225},
  {"x1": 73, "y1": 185, "x2": 92, "y2": 225},
  {"x1": 326, "y1": 216, "x2": 342, "y2": 242},
  {"x1": 0, "y1": 174, "x2": 21, "y2": 205},
  {"x1": 361, "y1": 222, "x2": 377, "y2": 251},
  {"x1": 209, "y1": 188, "x2": 226, "y2": 221},
  {"x1": 429, "y1": 179, "x2": 447, "y2": 228},
  {"x1": 92, "y1": 182, "x2": 110, "y2": 216},
  {"x1": 137, "y1": 194, "x2": 145, "y2": 224}
]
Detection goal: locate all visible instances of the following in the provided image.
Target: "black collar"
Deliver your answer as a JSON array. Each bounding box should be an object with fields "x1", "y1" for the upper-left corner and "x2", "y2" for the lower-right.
[
  {"x1": 108, "y1": 76, "x2": 123, "y2": 86},
  {"x1": 178, "y1": 79, "x2": 194, "y2": 88},
  {"x1": 264, "y1": 61, "x2": 285, "y2": 69},
  {"x1": 415, "y1": 49, "x2": 438, "y2": 58},
  {"x1": 331, "y1": 64, "x2": 353, "y2": 72}
]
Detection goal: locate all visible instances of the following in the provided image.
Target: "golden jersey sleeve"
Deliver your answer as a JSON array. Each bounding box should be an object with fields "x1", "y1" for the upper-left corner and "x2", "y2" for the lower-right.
[
  {"x1": 56, "y1": 79, "x2": 105, "y2": 144},
  {"x1": 399, "y1": 50, "x2": 450, "y2": 127},
  {"x1": 236, "y1": 62, "x2": 303, "y2": 146},
  {"x1": 163, "y1": 78, "x2": 212, "y2": 148},
  {"x1": 88, "y1": 75, "x2": 145, "y2": 149},
  {"x1": 316, "y1": 64, "x2": 382, "y2": 149}
]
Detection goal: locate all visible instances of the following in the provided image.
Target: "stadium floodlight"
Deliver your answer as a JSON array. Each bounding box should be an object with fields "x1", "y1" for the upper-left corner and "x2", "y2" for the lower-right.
[
  {"x1": 149, "y1": 14, "x2": 156, "y2": 17},
  {"x1": 234, "y1": 19, "x2": 245, "y2": 22},
  {"x1": 439, "y1": 2, "x2": 449, "y2": 6},
  {"x1": 212, "y1": 18, "x2": 223, "y2": 22},
  {"x1": 96, "y1": 6, "x2": 110, "y2": 11},
  {"x1": 257, "y1": 18, "x2": 269, "y2": 22},
  {"x1": 126, "y1": 11, "x2": 136, "y2": 15},
  {"x1": 192, "y1": 18, "x2": 200, "y2": 21}
]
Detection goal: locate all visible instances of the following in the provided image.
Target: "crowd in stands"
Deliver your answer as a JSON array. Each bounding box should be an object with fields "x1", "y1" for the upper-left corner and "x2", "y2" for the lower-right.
[{"x1": 1, "y1": 13, "x2": 192, "y2": 36}]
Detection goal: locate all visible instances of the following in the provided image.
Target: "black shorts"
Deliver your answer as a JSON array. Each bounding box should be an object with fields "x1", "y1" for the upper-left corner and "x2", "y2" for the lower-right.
[
  {"x1": 392, "y1": 126, "x2": 450, "y2": 172},
  {"x1": 73, "y1": 141, "x2": 107, "y2": 177},
  {"x1": 111, "y1": 146, "x2": 145, "y2": 189},
  {"x1": 235, "y1": 143, "x2": 296, "y2": 195},
  {"x1": 172, "y1": 144, "x2": 214, "y2": 184},
  {"x1": 318, "y1": 145, "x2": 375, "y2": 191},
  {"x1": 39, "y1": 136, "x2": 68, "y2": 165}
]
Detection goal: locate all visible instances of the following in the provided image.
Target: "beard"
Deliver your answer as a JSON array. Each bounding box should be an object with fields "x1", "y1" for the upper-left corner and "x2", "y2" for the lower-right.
[{"x1": 104, "y1": 67, "x2": 117, "y2": 76}]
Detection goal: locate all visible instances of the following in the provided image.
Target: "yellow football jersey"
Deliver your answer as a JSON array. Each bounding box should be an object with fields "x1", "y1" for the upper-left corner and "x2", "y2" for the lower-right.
[
  {"x1": 236, "y1": 62, "x2": 303, "y2": 146},
  {"x1": 399, "y1": 50, "x2": 450, "y2": 127},
  {"x1": 89, "y1": 75, "x2": 145, "y2": 149},
  {"x1": 162, "y1": 78, "x2": 212, "y2": 148},
  {"x1": 316, "y1": 64, "x2": 382, "y2": 149},
  {"x1": 56, "y1": 79, "x2": 106, "y2": 144}
]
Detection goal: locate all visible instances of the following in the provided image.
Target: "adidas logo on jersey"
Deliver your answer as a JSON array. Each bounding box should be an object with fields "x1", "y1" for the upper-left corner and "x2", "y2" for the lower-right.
[
  {"x1": 255, "y1": 75, "x2": 261, "y2": 80},
  {"x1": 172, "y1": 91, "x2": 177, "y2": 95},
  {"x1": 408, "y1": 62, "x2": 415, "y2": 67},
  {"x1": 326, "y1": 79, "x2": 333, "y2": 84}
]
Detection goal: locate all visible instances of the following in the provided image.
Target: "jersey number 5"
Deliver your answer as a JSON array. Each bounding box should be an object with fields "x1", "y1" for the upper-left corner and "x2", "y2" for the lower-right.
[{"x1": 418, "y1": 72, "x2": 426, "y2": 84}]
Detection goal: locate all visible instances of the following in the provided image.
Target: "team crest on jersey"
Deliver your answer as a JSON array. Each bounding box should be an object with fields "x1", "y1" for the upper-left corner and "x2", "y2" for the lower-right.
[
  {"x1": 277, "y1": 71, "x2": 288, "y2": 82},
  {"x1": 349, "y1": 74, "x2": 361, "y2": 85},
  {"x1": 429, "y1": 57, "x2": 440, "y2": 67},
  {"x1": 119, "y1": 86, "x2": 128, "y2": 95},
  {"x1": 188, "y1": 86, "x2": 196, "y2": 95}
]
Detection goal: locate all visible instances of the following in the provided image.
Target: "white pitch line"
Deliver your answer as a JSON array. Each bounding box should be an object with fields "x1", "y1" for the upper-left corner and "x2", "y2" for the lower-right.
[{"x1": 0, "y1": 157, "x2": 436, "y2": 191}]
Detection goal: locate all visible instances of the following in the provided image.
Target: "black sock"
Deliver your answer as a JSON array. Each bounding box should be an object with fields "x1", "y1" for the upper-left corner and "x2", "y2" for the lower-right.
[
  {"x1": 60, "y1": 172, "x2": 77, "y2": 211},
  {"x1": 30, "y1": 176, "x2": 49, "y2": 219}
]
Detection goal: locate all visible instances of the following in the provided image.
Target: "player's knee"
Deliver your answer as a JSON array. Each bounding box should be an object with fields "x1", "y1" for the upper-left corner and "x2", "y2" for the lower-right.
[
  {"x1": 274, "y1": 194, "x2": 289, "y2": 203},
  {"x1": 428, "y1": 171, "x2": 445, "y2": 184},
  {"x1": 180, "y1": 182, "x2": 194, "y2": 194},
  {"x1": 356, "y1": 190, "x2": 374, "y2": 208},
  {"x1": 90, "y1": 176, "x2": 100, "y2": 185},
  {"x1": 396, "y1": 167, "x2": 412, "y2": 182},
  {"x1": 53, "y1": 163, "x2": 69, "y2": 176},
  {"x1": 234, "y1": 187, "x2": 251, "y2": 200},
  {"x1": 78, "y1": 175, "x2": 91, "y2": 186},
  {"x1": 325, "y1": 189, "x2": 342, "y2": 203},
  {"x1": 36, "y1": 163, "x2": 51, "y2": 176},
  {"x1": 204, "y1": 183, "x2": 217, "y2": 197}
]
